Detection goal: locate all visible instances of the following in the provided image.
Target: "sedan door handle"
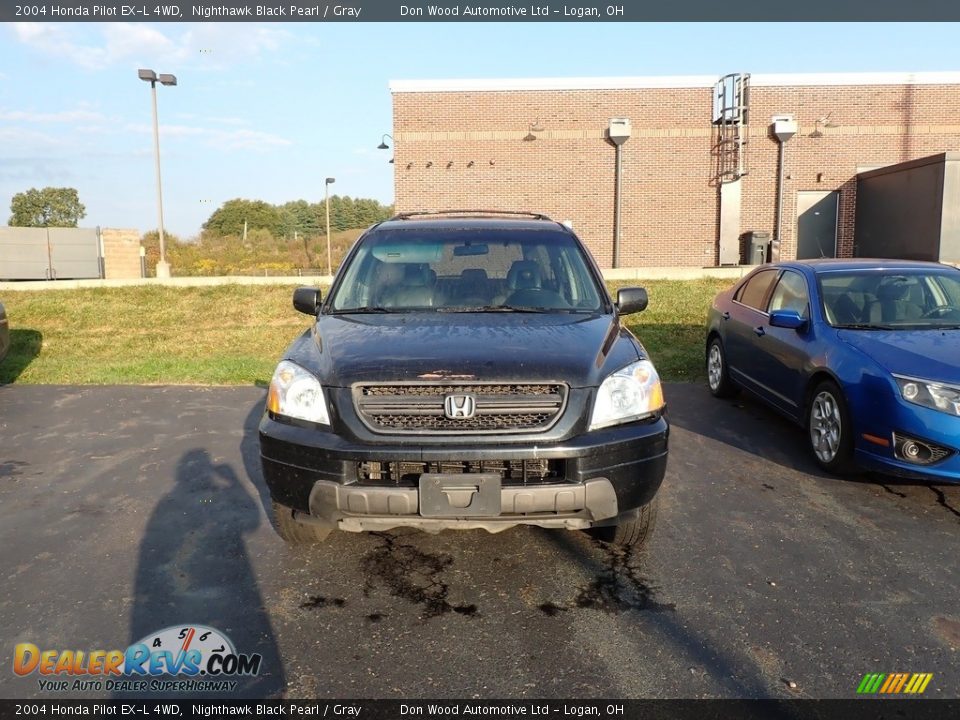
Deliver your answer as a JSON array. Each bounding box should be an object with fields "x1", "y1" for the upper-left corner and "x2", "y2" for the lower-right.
[{"x1": 754, "y1": 326, "x2": 765, "y2": 337}]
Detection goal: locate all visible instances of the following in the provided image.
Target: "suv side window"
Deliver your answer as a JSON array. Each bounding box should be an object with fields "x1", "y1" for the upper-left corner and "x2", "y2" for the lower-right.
[
  {"x1": 768, "y1": 270, "x2": 810, "y2": 318},
  {"x1": 735, "y1": 269, "x2": 778, "y2": 311}
]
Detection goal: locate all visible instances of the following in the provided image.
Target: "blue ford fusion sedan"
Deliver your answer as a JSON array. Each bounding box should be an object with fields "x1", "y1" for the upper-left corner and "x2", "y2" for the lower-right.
[{"x1": 705, "y1": 259, "x2": 960, "y2": 481}]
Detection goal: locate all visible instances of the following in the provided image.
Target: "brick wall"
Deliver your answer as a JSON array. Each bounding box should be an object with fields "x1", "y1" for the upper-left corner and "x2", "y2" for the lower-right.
[
  {"x1": 101, "y1": 228, "x2": 142, "y2": 279},
  {"x1": 392, "y1": 79, "x2": 960, "y2": 267}
]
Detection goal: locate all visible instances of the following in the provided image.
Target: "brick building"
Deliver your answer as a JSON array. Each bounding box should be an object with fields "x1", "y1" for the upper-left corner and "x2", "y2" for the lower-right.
[{"x1": 389, "y1": 72, "x2": 960, "y2": 268}]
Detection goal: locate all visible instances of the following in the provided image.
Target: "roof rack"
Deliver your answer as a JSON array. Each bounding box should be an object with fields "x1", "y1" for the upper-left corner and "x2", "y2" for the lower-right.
[{"x1": 390, "y1": 210, "x2": 552, "y2": 221}]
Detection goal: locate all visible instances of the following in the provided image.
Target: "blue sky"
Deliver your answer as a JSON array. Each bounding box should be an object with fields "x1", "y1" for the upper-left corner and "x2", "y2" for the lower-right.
[{"x1": 1, "y1": 21, "x2": 959, "y2": 238}]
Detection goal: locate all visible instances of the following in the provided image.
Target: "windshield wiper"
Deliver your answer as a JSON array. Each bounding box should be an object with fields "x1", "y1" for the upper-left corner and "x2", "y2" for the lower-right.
[
  {"x1": 332, "y1": 306, "x2": 398, "y2": 314},
  {"x1": 835, "y1": 323, "x2": 895, "y2": 330},
  {"x1": 435, "y1": 305, "x2": 551, "y2": 313}
]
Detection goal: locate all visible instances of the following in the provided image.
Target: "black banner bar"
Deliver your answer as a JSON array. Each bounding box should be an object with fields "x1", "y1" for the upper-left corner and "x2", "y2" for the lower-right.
[
  {"x1": 4, "y1": 0, "x2": 960, "y2": 22},
  {"x1": 2, "y1": 700, "x2": 960, "y2": 720}
]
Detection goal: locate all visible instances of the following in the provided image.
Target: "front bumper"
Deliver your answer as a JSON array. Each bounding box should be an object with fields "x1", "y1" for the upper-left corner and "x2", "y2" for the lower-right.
[
  {"x1": 259, "y1": 413, "x2": 668, "y2": 532},
  {"x1": 854, "y1": 392, "x2": 960, "y2": 483}
]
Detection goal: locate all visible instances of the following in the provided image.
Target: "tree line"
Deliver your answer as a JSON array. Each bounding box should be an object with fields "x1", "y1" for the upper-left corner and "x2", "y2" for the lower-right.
[
  {"x1": 6, "y1": 187, "x2": 393, "y2": 239},
  {"x1": 202, "y1": 196, "x2": 394, "y2": 239}
]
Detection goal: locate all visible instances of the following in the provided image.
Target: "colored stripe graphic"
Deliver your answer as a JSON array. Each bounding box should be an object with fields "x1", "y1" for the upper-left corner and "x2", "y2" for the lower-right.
[
  {"x1": 857, "y1": 673, "x2": 885, "y2": 694},
  {"x1": 857, "y1": 673, "x2": 932, "y2": 694},
  {"x1": 904, "y1": 673, "x2": 933, "y2": 694}
]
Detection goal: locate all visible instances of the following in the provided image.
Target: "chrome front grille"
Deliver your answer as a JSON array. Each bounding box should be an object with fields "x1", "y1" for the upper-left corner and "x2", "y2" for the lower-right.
[
  {"x1": 353, "y1": 383, "x2": 567, "y2": 434},
  {"x1": 356, "y1": 459, "x2": 565, "y2": 486}
]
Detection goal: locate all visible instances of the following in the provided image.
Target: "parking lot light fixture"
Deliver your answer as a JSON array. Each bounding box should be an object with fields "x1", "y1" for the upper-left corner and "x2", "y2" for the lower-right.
[{"x1": 139, "y1": 68, "x2": 177, "y2": 279}]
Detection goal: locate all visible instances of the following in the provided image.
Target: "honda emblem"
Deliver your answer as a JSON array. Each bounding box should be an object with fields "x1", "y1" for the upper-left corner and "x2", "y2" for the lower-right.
[{"x1": 444, "y1": 394, "x2": 477, "y2": 419}]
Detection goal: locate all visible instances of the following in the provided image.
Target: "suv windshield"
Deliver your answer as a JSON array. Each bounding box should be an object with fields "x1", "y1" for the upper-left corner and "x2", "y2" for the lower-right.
[
  {"x1": 820, "y1": 269, "x2": 960, "y2": 329},
  {"x1": 329, "y1": 228, "x2": 606, "y2": 313}
]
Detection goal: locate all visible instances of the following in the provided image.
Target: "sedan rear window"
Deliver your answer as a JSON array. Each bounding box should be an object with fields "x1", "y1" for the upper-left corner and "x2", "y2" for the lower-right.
[{"x1": 735, "y1": 269, "x2": 779, "y2": 311}]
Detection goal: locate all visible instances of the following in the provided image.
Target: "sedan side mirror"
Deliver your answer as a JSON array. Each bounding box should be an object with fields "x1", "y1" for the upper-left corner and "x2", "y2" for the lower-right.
[
  {"x1": 293, "y1": 287, "x2": 322, "y2": 316},
  {"x1": 769, "y1": 309, "x2": 807, "y2": 330},
  {"x1": 617, "y1": 287, "x2": 648, "y2": 315}
]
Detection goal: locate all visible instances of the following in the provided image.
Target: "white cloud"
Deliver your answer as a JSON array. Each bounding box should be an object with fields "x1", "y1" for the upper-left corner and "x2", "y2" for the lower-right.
[
  {"x1": 125, "y1": 122, "x2": 292, "y2": 150},
  {"x1": 11, "y1": 22, "x2": 291, "y2": 71},
  {"x1": 0, "y1": 108, "x2": 105, "y2": 123},
  {"x1": 0, "y1": 127, "x2": 70, "y2": 149}
]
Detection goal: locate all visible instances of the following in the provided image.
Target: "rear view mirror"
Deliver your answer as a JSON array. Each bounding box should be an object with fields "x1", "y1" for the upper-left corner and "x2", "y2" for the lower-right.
[
  {"x1": 769, "y1": 309, "x2": 807, "y2": 330},
  {"x1": 617, "y1": 287, "x2": 648, "y2": 315},
  {"x1": 293, "y1": 287, "x2": 322, "y2": 316},
  {"x1": 453, "y1": 243, "x2": 489, "y2": 257}
]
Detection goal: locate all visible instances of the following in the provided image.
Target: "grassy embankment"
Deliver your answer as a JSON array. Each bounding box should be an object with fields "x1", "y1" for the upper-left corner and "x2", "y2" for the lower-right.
[{"x1": 1, "y1": 279, "x2": 734, "y2": 385}]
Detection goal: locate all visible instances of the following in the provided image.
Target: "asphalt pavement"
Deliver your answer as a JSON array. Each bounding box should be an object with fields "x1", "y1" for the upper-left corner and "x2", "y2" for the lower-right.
[{"x1": 1, "y1": 383, "x2": 958, "y2": 699}]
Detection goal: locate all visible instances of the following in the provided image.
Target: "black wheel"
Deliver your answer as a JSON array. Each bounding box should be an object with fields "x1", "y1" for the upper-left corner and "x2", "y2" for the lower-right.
[
  {"x1": 271, "y1": 500, "x2": 332, "y2": 544},
  {"x1": 587, "y1": 496, "x2": 659, "y2": 550},
  {"x1": 706, "y1": 336, "x2": 737, "y2": 398},
  {"x1": 807, "y1": 379, "x2": 854, "y2": 474}
]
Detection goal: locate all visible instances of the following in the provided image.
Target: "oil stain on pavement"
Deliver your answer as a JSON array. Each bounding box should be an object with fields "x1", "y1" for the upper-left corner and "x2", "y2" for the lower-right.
[{"x1": 360, "y1": 531, "x2": 480, "y2": 619}]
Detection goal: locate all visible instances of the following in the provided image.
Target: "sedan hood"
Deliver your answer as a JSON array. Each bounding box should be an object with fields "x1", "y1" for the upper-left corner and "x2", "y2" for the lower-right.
[
  {"x1": 286, "y1": 313, "x2": 642, "y2": 388},
  {"x1": 838, "y1": 328, "x2": 960, "y2": 384}
]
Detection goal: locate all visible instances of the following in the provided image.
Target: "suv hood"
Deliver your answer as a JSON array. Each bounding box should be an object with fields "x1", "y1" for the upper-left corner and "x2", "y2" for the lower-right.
[
  {"x1": 838, "y1": 328, "x2": 960, "y2": 384},
  {"x1": 286, "y1": 313, "x2": 642, "y2": 388}
]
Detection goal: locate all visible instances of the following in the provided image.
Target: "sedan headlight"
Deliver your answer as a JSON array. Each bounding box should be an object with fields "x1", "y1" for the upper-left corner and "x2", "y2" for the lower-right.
[
  {"x1": 267, "y1": 360, "x2": 330, "y2": 425},
  {"x1": 590, "y1": 359, "x2": 665, "y2": 430},
  {"x1": 894, "y1": 375, "x2": 960, "y2": 417}
]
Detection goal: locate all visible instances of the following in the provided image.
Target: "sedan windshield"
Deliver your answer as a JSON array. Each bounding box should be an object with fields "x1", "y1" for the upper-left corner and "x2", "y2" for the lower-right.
[
  {"x1": 819, "y1": 269, "x2": 960, "y2": 329},
  {"x1": 328, "y1": 228, "x2": 605, "y2": 313}
]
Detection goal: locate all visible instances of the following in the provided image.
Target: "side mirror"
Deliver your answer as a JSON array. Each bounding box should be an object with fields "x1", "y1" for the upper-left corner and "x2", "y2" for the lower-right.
[
  {"x1": 293, "y1": 287, "x2": 322, "y2": 316},
  {"x1": 617, "y1": 287, "x2": 648, "y2": 315},
  {"x1": 769, "y1": 309, "x2": 807, "y2": 330}
]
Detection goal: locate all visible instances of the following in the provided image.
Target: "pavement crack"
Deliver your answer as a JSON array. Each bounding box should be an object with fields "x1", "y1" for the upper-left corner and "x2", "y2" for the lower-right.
[
  {"x1": 360, "y1": 532, "x2": 479, "y2": 620},
  {"x1": 880, "y1": 484, "x2": 907, "y2": 499},
  {"x1": 930, "y1": 486, "x2": 960, "y2": 521}
]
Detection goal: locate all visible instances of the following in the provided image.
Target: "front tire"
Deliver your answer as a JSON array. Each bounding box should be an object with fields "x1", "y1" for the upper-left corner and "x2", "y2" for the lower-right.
[
  {"x1": 807, "y1": 380, "x2": 854, "y2": 474},
  {"x1": 587, "y1": 496, "x2": 659, "y2": 550},
  {"x1": 272, "y1": 500, "x2": 332, "y2": 544},
  {"x1": 706, "y1": 336, "x2": 737, "y2": 398}
]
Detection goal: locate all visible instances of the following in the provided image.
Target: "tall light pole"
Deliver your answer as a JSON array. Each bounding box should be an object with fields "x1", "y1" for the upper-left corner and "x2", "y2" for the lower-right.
[
  {"x1": 138, "y1": 68, "x2": 177, "y2": 278},
  {"x1": 325, "y1": 177, "x2": 336, "y2": 277}
]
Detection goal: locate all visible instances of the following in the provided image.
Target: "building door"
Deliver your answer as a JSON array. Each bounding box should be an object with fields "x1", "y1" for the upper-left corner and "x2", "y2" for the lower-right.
[{"x1": 796, "y1": 191, "x2": 838, "y2": 259}]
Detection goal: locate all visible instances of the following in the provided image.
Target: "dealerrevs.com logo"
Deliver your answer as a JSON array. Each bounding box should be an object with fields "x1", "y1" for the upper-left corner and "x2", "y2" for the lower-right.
[{"x1": 14, "y1": 625, "x2": 262, "y2": 693}]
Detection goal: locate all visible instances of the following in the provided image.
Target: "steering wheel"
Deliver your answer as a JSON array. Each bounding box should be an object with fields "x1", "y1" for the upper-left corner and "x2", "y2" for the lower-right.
[{"x1": 922, "y1": 304, "x2": 959, "y2": 319}]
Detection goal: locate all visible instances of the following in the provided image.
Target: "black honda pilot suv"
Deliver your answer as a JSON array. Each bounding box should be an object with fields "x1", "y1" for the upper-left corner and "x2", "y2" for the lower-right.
[{"x1": 259, "y1": 212, "x2": 668, "y2": 549}]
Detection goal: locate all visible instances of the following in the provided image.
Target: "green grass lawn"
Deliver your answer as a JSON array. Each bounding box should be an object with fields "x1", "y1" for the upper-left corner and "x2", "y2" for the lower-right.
[{"x1": 1, "y1": 279, "x2": 735, "y2": 385}]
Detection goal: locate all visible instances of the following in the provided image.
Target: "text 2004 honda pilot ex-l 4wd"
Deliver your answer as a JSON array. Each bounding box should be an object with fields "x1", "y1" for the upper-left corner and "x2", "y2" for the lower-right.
[{"x1": 259, "y1": 211, "x2": 668, "y2": 549}]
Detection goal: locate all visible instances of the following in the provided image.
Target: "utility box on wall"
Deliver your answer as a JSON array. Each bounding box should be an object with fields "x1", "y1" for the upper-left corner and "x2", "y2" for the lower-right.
[{"x1": 854, "y1": 152, "x2": 960, "y2": 263}]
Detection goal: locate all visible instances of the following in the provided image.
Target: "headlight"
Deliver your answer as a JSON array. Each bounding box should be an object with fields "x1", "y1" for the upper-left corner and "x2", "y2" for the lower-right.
[
  {"x1": 590, "y1": 359, "x2": 665, "y2": 430},
  {"x1": 894, "y1": 375, "x2": 960, "y2": 417},
  {"x1": 267, "y1": 360, "x2": 330, "y2": 425}
]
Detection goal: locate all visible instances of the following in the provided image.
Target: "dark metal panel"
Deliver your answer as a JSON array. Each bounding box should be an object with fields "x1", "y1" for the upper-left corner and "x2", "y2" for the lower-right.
[
  {"x1": 940, "y1": 157, "x2": 960, "y2": 264},
  {"x1": 854, "y1": 154, "x2": 946, "y2": 261},
  {"x1": 797, "y1": 191, "x2": 838, "y2": 259}
]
